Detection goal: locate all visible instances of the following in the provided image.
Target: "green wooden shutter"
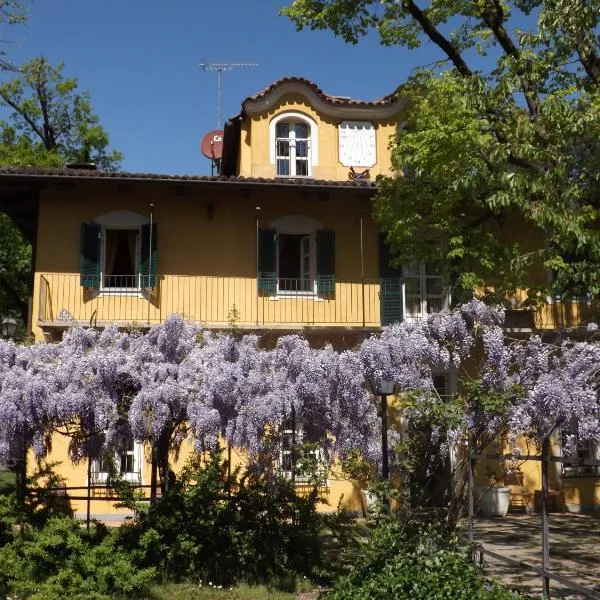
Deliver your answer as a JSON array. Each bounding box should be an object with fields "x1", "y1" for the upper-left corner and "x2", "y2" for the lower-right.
[
  {"x1": 80, "y1": 223, "x2": 101, "y2": 287},
  {"x1": 258, "y1": 228, "x2": 277, "y2": 294},
  {"x1": 316, "y1": 229, "x2": 335, "y2": 296},
  {"x1": 140, "y1": 223, "x2": 158, "y2": 288},
  {"x1": 379, "y1": 233, "x2": 403, "y2": 325}
]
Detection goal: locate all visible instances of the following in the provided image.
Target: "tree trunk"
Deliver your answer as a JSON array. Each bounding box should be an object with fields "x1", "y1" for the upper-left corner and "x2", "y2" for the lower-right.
[
  {"x1": 150, "y1": 444, "x2": 157, "y2": 505},
  {"x1": 446, "y1": 451, "x2": 470, "y2": 528}
]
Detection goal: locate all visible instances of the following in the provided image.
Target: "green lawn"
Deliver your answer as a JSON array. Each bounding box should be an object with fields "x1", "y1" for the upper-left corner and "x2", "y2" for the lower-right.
[{"x1": 149, "y1": 582, "x2": 306, "y2": 599}]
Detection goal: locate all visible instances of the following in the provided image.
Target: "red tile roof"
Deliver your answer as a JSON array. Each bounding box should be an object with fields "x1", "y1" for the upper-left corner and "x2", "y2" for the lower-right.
[
  {"x1": 0, "y1": 166, "x2": 377, "y2": 190},
  {"x1": 241, "y1": 76, "x2": 398, "y2": 113}
]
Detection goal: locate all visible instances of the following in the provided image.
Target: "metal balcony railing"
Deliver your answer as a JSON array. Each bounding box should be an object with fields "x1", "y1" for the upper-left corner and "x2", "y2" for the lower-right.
[
  {"x1": 37, "y1": 274, "x2": 597, "y2": 331},
  {"x1": 38, "y1": 274, "x2": 399, "y2": 329}
]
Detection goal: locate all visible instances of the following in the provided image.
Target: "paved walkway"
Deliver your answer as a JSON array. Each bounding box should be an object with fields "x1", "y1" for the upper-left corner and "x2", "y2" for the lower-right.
[{"x1": 473, "y1": 514, "x2": 600, "y2": 599}]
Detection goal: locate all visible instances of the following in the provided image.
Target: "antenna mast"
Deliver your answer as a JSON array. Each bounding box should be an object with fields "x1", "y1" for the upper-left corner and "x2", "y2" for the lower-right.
[{"x1": 200, "y1": 61, "x2": 258, "y2": 129}]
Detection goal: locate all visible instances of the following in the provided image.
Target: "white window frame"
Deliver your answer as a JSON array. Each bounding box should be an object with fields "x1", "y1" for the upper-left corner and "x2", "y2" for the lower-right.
[
  {"x1": 94, "y1": 211, "x2": 149, "y2": 295},
  {"x1": 270, "y1": 215, "x2": 322, "y2": 299},
  {"x1": 279, "y1": 422, "x2": 327, "y2": 486},
  {"x1": 269, "y1": 112, "x2": 318, "y2": 177},
  {"x1": 560, "y1": 428, "x2": 600, "y2": 477},
  {"x1": 402, "y1": 261, "x2": 449, "y2": 322},
  {"x1": 90, "y1": 440, "x2": 143, "y2": 486}
]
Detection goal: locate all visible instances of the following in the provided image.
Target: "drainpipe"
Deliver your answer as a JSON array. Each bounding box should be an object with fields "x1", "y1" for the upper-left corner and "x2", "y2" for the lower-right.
[
  {"x1": 147, "y1": 204, "x2": 154, "y2": 325},
  {"x1": 255, "y1": 206, "x2": 261, "y2": 327},
  {"x1": 360, "y1": 212, "x2": 365, "y2": 327}
]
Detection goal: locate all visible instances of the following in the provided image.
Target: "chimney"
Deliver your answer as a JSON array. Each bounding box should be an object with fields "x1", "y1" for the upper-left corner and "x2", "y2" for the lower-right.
[{"x1": 65, "y1": 162, "x2": 97, "y2": 171}]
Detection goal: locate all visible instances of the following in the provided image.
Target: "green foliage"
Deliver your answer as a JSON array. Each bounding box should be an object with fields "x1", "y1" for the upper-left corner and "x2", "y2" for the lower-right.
[
  {"x1": 460, "y1": 379, "x2": 525, "y2": 419},
  {"x1": 0, "y1": 57, "x2": 122, "y2": 170},
  {"x1": 0, "y1": 517, "x2": 154, "y2": 599},
  {"x1": 283, "y1": 0, "x2": 600, "y2": 301},
  {"x1": 0, "y1": 211, "x2": 31, "y2": 321},
  {"x1": 19, "y1": 461, "x2": 73, "y2": 528},
  {"x1": 116, "y1": 451, "x2": 325, "y2": 587},
  {"x1": 0, "y1": 53, "x2": 123, "y2": 322},
  {"x1": 323, "y1": 520, "x2": 531, "y2": 600}
]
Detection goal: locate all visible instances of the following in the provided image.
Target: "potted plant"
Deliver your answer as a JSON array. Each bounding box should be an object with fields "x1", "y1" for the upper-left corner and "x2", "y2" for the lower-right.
[{"x1": 475, "y1": 465, "x2": 512, "y2": 517}]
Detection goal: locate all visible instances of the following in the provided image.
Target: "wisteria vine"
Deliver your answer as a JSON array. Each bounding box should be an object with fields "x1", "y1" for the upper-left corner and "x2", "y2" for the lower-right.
[{"x1": 0, "y1": 300, "x2": 598, "y2": 471}]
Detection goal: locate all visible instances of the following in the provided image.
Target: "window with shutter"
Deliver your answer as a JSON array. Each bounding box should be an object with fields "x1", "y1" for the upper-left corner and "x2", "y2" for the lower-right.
[
  {"x1": 260, "y1": 217, "x2": 334, "y2": 298},
  {"x1": 258, "y1": 228, "x2": 277, "y2": 295},
  {"x1": 378, "y1": 234, "x2": 403, "y2": 325},
  {"x1": 140, "y1": 223, "x2": 158, "y2": 288},
  {"x1": 80, "y1": 223, "x2": 101, "y2": 287},
  {"x1": 83, "y1": 211, "x2": 156, "y2": 293},
  {"x1": 316, "y1": 230, "x2": 335, "y2": 296}
]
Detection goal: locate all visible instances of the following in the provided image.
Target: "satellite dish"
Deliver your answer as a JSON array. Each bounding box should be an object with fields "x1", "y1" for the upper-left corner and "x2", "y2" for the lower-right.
[{"x1": 201, "y1": 130, "x2": 224, "y2": 160}]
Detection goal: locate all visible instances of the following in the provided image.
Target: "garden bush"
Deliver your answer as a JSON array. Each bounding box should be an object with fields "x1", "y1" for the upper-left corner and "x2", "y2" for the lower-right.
[
  {"x1": 0, "y1": 517, "x2": 154, "y2": 599},
  {"x1": 116, "y1": 451, "x2": 325, "y2": 587},
  {"x1": 323, "y1": 519, "x2": 532, "y2": 600}
]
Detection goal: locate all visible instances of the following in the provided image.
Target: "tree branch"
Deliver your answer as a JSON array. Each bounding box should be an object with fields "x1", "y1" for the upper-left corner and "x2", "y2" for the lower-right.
[
  {"x1": 577, "y1": 46, "x2": 600, "y2": 83},
  {"x1": 479, "y1": 0, "x2": 539, "y2": 117},
  {"x1": 402, "y1": 0, "x2": 473, "y2": 78},
  {"x1": 0, "y1": 89, "x2": 45, "y2": 142}
]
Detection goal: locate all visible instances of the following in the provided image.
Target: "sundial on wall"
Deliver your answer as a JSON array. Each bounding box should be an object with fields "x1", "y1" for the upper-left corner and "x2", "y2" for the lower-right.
[{"x1": 338, "y1": 121, "x2": 376, "y2": 167}]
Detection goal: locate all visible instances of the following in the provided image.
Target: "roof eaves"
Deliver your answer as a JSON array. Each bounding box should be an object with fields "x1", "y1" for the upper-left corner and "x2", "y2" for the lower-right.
[{"x1": 0, "y1": 167, "x2": 377, "y2": 192}]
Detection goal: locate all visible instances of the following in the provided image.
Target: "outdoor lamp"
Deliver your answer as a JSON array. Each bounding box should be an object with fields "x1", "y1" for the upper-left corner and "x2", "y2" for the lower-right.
[
  {"x1": 366, "y1": 377, "x2": 396, "y2": 397},
  {"x1": 1, "y1": 316, "x2": 17, "y2": 339},
  {"x1": 366, "y1": 377, "x2": 396, "y2": 484}
]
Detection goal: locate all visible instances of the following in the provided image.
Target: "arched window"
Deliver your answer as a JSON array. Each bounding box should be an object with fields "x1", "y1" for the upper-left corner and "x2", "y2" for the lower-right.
[{"x1": 270, "y1": 112, "x2": 318, "y2": 177}]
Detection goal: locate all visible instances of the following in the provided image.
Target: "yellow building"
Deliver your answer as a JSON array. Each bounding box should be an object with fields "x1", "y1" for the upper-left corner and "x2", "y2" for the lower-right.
[{"x1": 0, "y1": 77, "x2": 597, "y2": 517}]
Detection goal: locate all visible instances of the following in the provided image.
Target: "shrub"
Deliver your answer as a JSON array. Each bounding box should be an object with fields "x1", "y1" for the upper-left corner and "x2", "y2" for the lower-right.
[
  {"x1": 323, "y1": 519, "x2": 532, "y2": 600},
  {"x1": 0, "y1": 517, "x2": 154, "y2": 599},
  {"x1": 116, "y1": 451, "x2": 325, "y2": 586}
]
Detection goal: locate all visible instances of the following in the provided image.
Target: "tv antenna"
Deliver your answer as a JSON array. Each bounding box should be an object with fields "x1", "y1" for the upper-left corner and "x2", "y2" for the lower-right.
[{"x1": 200, "y1": 61, "x2": 258, "y2": 129}]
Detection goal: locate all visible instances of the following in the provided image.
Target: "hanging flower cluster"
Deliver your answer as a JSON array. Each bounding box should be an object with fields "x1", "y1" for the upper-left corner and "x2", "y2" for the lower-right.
[{"x1": 0, "y1": 301, "x2": 598, "y2": 469}]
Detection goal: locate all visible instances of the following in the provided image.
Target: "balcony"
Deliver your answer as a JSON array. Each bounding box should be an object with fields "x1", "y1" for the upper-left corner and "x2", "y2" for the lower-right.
[
  {"x1": 37, "y1": 274, "x2": 404, "y2": 330},
  {"x1": 37, "y1": 274, "x2": 599, "y2": 333},
  {"x1": 505, "y1": 291, "x2": 600, "y2": 332}
]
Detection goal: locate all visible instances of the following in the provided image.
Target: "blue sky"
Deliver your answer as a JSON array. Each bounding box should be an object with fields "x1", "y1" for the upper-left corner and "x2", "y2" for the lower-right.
[
  {"x1": 0, "y1": 0, "x2": 445, "y2": 175},
  {"x1": 0, "y1": 1, "x2": 525, "y2": 175}
]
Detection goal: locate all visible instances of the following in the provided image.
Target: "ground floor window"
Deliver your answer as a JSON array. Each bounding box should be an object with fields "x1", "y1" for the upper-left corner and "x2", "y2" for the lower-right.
[
  {"x1": 561, "y1": 428, "x2": 600, "y2": 476},
  {"x1": 91, "y1": 436, "x2": 142, "y2": 486},
  {"x1": 279, "y1": 420, "x2": 326, "y2": 485}
]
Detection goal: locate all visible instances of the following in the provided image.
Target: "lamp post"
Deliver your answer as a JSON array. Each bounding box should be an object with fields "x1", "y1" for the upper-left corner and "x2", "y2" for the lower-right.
[
  {"x1": 367, "y1": 377, "x2": 396, "y2": 482},
  {"x1": 540, "y1": 416, "x2": 565, "y2": 599},
  {"x1": 1, "y1": 316, "x2": 17, "y2": 339}
]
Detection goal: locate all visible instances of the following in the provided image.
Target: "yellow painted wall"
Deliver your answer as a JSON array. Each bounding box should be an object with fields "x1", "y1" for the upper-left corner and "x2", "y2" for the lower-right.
[
  {"x1": 473, "y1": 436, "x2": 600, "y2": 513},
  {"x1": 29, "y1": 179, "x2": 377, "y2": 517},
  {"x1": 237, "y1": 92, "x2": 400, "y2": 180},
  {"x1": 32, "y1": 181, "x2": 383, "y2": 341},
  {"x1": 32, "y1": 429, "x2": 364, "y2": 519}
]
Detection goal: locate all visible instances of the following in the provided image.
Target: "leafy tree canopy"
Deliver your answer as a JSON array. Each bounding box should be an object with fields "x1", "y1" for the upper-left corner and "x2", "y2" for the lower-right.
[
  {"x1": 0, "y1": 212, "x2": 29, "y2": 320},
  {"x1": 0, "y1": 57, "x2": 123, "y2": 170},
  {"x1": 283, "y1": 0, "x2": 600, "y2": 302},
  {"x1": 0, "y1": 56, "x2": 123, "y2": 323}
]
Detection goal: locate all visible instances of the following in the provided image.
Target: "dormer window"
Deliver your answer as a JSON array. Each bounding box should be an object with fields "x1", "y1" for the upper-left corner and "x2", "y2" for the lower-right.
[
  {"x1": 270, "y1": 112, "x2": 318, "y2": 178},
  {"x1": 276, "y1": 121, "x2": 310, "y2": 176}
]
